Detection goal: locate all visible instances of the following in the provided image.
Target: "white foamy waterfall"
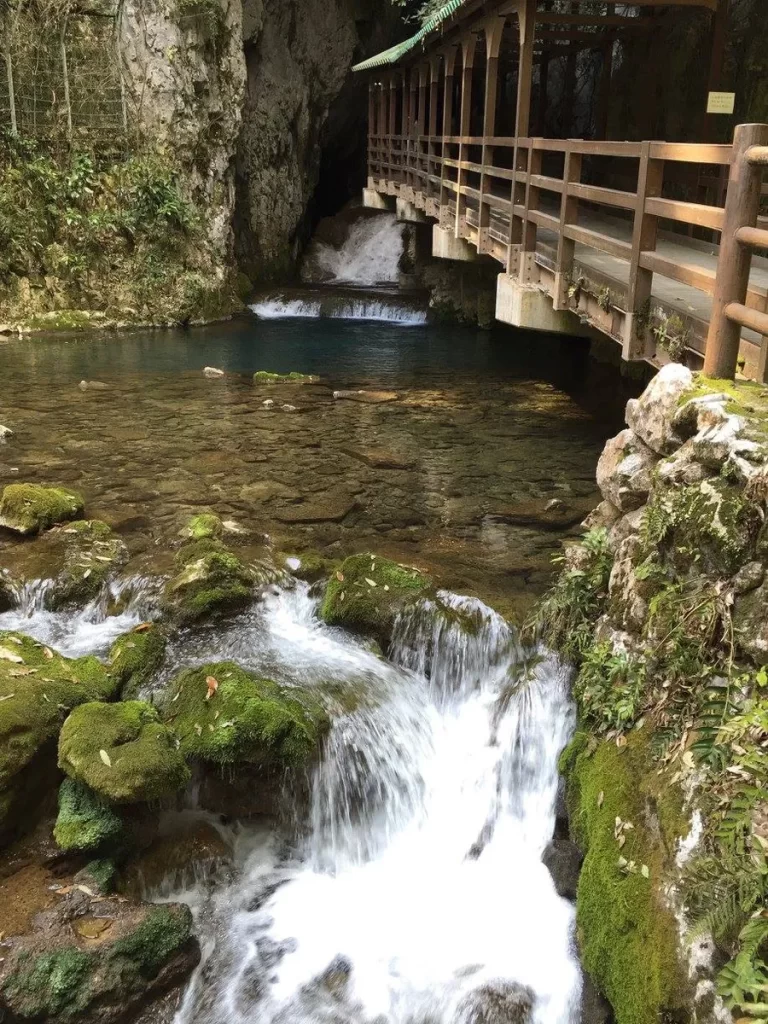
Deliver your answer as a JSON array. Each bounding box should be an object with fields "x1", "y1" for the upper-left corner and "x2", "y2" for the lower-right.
[
  {"x1": 250, "y1": 294, "x2": 426, "y2": 325},
  {"x1": 305, "y1": 214, "x2": 406, "y2": 287},
  {"x1": 163, "y1": 583, "x2": 581, "y2": 1024}
]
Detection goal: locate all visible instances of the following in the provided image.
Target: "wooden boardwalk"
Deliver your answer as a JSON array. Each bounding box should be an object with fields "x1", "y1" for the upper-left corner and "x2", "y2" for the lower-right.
[{"x1": 366, "y1": 131, "x2": 768, "y2": 378}]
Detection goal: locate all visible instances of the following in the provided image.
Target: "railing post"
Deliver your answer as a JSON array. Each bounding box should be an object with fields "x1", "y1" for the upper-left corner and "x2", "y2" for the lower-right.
[
  {"x1": 704, "y1": 123, "x2": 768, "y2": 379},
  {"x1": 455, "y1": 33, "x2": 476, "y2": 239},
  {"x1": 479, "y1": 16, "x2": 505, "y2": 255},
  {"x1": 439, "y1": 46, "x2": 457, "y2": 224},
  {"x1": 427, "y1": 56, "x2": 440, "y2": 206},
  {"x1": 519, "y1": 142, "x2": 541, "y2": 284},
  {"x1": 623, "y1": 142, "x2": 663, "y2": 361},
  {"x1": 553, "y1": 145, "x2": 582, "y2": 309}
]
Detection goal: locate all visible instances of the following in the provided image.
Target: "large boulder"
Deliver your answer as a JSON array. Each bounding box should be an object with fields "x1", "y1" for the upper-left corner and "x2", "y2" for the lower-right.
[
  {"x1": 45, "y1": 520, "x2": 128, "y2": 610},
  {"x1": 596, "y1": 429, "x2": 657, "y2": 512},
  {"x1": 0, "y1": 632, "x2": 117, "y2": 834},
  {"x1": 0, "y1": 892, "x2": 198, "y2": 1024},
  {"x1": 58, "y1": 701, "x2": 191, "y2": 805},
  {"x1": 0, "y1": 483, "x2": 84, "y2": 535},
  {"x1": 625, "y1": 363, "x2": 693, "y2": 455},
  {"x1": 109, "y1": 625, "x2": 167, "y2": 700},
  {"x1": 161, "y1": 661, "x2": 329, "y2": 770},
  {"x1": 459, "y1": 981, "x2": 535, "y2": 1024},
  {"x1": 53, "y1": 778, "x2": 124, "y2": 853},
  {"x1": 320, "y1": 553, "x2": 432, "y2": 646},
  {"x1": 161, "y1": 538, "x2": 264, "y2": 623}
]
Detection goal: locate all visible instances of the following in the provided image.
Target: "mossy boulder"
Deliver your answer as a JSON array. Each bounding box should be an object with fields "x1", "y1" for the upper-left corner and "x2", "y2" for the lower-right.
[
  {"x1": 288, "y1": 551, "x2": 338, "y2": 584},
  {"x1": 108, "y1": 625, "x2": 167, "y2": 700},
  {"x1": 45, "y1": 520, "x2": 128, "y2": 610},
  {"x1": 161, "y1": 661, "x2": 329, "y2": 769},
  {"x1": 181, "y1": 512, "x2": 223, "y2": 541},
  {"x1": 253, "y1": 370, "x2": 319, "y2": 384},
  {"x1": 0, "y1": 902, "x2": 198, "y2": 1022},
  {"x1": 161, "y1": 538, "x2": 257, "y2": 623},
  {"x1": 0, "y1": 632, "x2": 117, "y2": 819},
  {"x1": 0, "y1": 484, "x2": 84, "y2": 535},
  {"x1": 58, "y1": 701, "x2": 191, "y2": 805},
  {"x1": 53, "y1": 779, "x2": 124, "y2": 853},
  {"x1": 560, "y1": 729, "x2": 689, "y2": 1024},
  {"x1": 320, "y1": 553, "x2": 432, "y2": 645}
]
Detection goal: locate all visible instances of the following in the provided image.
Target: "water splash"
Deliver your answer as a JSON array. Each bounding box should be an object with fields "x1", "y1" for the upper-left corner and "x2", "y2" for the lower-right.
[
  {"x1": 303, "y1": 214, "x2": 406, "y2": 287},
  {"x1": 169, "y1": 585, "x2": 580, "y2": 1024},
  {"x1": 0, "y1": 576, "x2": 155, "y2": 658},
  {"x1": 249, "y1": 294, "x2": 426, "y2": 326}
]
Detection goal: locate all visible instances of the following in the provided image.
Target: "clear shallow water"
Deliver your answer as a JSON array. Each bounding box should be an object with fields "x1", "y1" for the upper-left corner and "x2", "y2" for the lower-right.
[{"x1": 0, "y1": 315, "x2": 629, "y2": 619}]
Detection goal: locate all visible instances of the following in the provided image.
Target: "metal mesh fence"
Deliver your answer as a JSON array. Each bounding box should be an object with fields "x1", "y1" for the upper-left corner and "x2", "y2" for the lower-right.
[{"x1": 0, "y1": 6, "x2": 128, "y2": 150}]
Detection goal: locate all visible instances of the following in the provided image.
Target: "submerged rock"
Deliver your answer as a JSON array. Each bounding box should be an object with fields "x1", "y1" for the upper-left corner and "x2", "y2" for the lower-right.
[
  {"x1": 0, "y1": 632, "x2": 117, "y2": 836},
  {"x1": 0, "y1": 483, "x2": 84, "y2": 535},
  {"x1": 161, "y1": 661, "x2": 329, "y2": 770},
  {"x1": 0, "y1": 424, "x2": 13, "y2": 441},
  {"x1": 332, "y1": 389, "x2": 398, "y2": 403},
  {"x1": 53, "y1": 778, "x2": 124, "y2": 853},
  {"x1": 253, "y1": 370, "x2": 319, "y2": 384},
  {"x1": 181, "y1": 512, "x2": 224, "y2": 541},
  {"x1": 203, "y1": 366, "x2": 225, "y2": 378},
  {"x1": 161, "y1": 538, "x2": 260, "y2": 624},
  {"x1": 109, "y1": 625, "x2": 167, "y2": 700},
  {"x1": 460, "y1": 981, "x2": 535, "y2": 1024},
  {"x1": 120, "y1": 819, "x2": 233, "y2": 899},
  {"x1": 58, "y1": 701, "x2": 191, "y2": 805},
  {"x1": 320, "y1": 553, "x2": 432, "y2": 646},
  {"x1": 44, "y1": 520, "x2": 128, "y2": 610},
  {"x1": 0, "y1": 896, "x2": 198, "y2": 1023}
]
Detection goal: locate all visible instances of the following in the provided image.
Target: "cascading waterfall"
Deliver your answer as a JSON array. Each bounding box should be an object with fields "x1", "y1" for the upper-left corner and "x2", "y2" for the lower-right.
[
  {"x1": 249, "y1": 295, "x2": 427, "y2": 325},
  {"x1": 164, "y1": 583, "x2": 581, "y2": 1024},
  {"x1": 302, "y1": 214, "x2": 406, "y2": 287}
]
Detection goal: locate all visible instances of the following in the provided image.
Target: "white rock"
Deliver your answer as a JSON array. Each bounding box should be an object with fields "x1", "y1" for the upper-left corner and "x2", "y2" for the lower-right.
[
  {"x1": 0, "y1": 425, "x2": 12, "y2": 441},
  {"x1": 596, "y1": 428, "x2": 657, "y2": 511},
  {"x1": 281, "y1": 403, "x2": 297, "y2": 412},
  {"x1": 262, "y1": 399, "x2": 275, "y2": 408},
  {"x1": 608, "y1": 535, "x2": 648, "y2": 632},
  {"x1": 625, "y1": 363, "x2": 693, "y2": 454},
  {"x1": 203, "y1": 366, "x2": 225, "y2": 378},
  {"x1": 608, "y1": 506, "x2": 647, "y2": 549},
  {"x1": 582, "y1": 499, "x2": 622, "y2": 532}
]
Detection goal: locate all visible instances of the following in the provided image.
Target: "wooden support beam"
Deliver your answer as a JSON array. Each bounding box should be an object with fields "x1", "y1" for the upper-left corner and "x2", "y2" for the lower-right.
[
  {"x1": 535, "y1": 12, "x2": 653, "y2": 27},
  {"x1": 623, "y1": 141, "x2": 664, "y2": 360},
  {"x1": 455, "y1": 33, "x2": 477, "y2": 238},
  {"x1": 554, "y1": 146, "x2": 582, "y2": 308},
  {"x1": 705, "y1": 123, "x2": 768, "y2": 379},
  {"x1": 439, "y1": 46, "x2": 458, "y2": 224},
  {"x1": 516, "y1": 0, "x2": 535, "y2": 138},
  {"x1": 479, "y1": 15, "x2": 506, "y2": 253}
]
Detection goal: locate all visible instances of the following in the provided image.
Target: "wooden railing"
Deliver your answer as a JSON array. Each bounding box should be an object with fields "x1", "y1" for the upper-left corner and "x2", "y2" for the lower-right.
[{"x1": 367, "y1": 123, "x2": 768, "y2": 379}]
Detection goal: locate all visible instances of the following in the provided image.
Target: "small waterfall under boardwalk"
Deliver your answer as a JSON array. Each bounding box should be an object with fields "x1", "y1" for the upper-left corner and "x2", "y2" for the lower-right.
[{"x1": 251, "y1": 213, "x2": 429, "y2": 326}]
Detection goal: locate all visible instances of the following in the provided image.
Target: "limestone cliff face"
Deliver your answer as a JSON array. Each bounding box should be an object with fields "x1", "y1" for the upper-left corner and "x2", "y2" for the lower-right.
[
  {"x1": 119, "y1": 0, "x2": 246, "y2": 270},
  {"x1": 235, "y1": 0, "x2": 397, "y2": 283}
]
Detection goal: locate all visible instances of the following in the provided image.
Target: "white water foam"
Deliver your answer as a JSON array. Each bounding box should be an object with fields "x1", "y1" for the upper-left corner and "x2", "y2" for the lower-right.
[
  {"x1": 305, "y1": 214, "x2": 405, "y2": 287},
  {"x1": 249, "y1": 295, "x2": 427, "y2": 326},
  {"x1": 0, "y1": 576, "x2": 154, "y2": 658},
  {"x1": 164, "y1": 584, "x2": 580, "y2": 1024}
]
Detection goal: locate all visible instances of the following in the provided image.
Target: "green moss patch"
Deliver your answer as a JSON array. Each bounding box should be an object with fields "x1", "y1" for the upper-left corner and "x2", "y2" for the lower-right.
[
  {"x1": 58, "y1": 701, "x2": 190, "y2": 804},
  {"x1": 183, "y1": 512, "x2": 223, "y2": 541},
  {"x1": 162, "y1": 661, "x2": 329, "y2": 769},
  {"x1": 1, "y1": 904, "x2": 194, "y2": 1019},
  {"x1": 320, "y1": 553, "x2": 432, "y2": 645},
  {"x1": 253, "y1": 371, "x2": 319, "y2": 384},
  {"x1": 563, "y1": 729, "x2": 688, "y2": 1024},
  {"x1": 0, "y1": 631, "x2": 117, "y2": 792},
  {"x1": 0, "y1": 484, "x2": 84, "y2": 536},
  {"x1": 109, "y1": 625, "x2": 167, "y2": 699},
  {"x1": 54, "y1": 779, "x2": 123, "y2": 852},
  {"x1": 161, "y1": 538, "x2": 255, "y2": 623}
]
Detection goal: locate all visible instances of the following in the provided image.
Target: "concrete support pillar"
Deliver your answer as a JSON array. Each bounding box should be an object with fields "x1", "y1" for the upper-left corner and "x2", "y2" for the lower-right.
[
  {"x1": 495, "y1": 274, "x2": 590, "y2": 336},
  {"x1": 433, "y1": 225, "x2": 479, "y2": 262}
]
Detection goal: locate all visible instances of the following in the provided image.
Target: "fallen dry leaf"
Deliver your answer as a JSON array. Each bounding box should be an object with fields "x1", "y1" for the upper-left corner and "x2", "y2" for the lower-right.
[
  {"x1": 335, "y1": 571, "x2": 344, "y2": 582},
  {"x1": 99, "y1": 749, "x2": 112, "y2": 768},
  {"x1": 205, "y1": 676, "x2": 219, "y2": 700},
  {"x1": 0, "y1": 647, "x2": 23, "y2": 663},
  {"x1": 43, "y1": 647, "x2": 54, "y2": 660},
  {"x1": 133, "y1": 623, "x2": 152, "y2": 634}
]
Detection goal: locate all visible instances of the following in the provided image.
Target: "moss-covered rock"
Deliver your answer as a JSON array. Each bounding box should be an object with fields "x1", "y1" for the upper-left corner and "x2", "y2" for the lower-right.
[
  {"x1": 58, "y1": 701, "x2": 191, "y2": 805},
  {"x1": 0, "y1": 484, "x2": 85, "y2": 536},
  {"x1": 253, "y1": 370, "x2": 319, "y2": 384},
  {"x1": 53, "y1": 779, "x2": 124, "y2": 853},
  {"x1": 181, "y1": 512, "x2": 224, "y2": 541},
  {"x1": 161, "y1": 538, "x2": 257, "y2": 623},
  {"x1": 320, "y1": 553, "x2": 432, "y2": 645},
  {"x1": 0, "y1": 631, "x2": 117, "y2": 802},
  {"x1": 561, "y1": 729, "x2": 689, "y2": 1024},
  {"x1": 0, "y1": 902, "x2": 197, "y2": 1022},
  {"x1": 108, "y1": 625, "x2": 167, "y2": 700},
  {"x1": 161, "y1": 661, "x2": 329, "y2": 769},
  {"x1": 45, "y1": 520, "x2": 128, "y2": 610},
  {"x1": 288, "y1": 551, "x2": 338, "y2": 584}
]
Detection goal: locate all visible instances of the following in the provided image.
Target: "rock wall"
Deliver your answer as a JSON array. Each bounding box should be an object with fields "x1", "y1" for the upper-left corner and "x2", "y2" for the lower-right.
[
  {"x1": 540, "y1": 365, "x2": 768, "y2": 1024},
  {"x1": 234, "y1": 0, "x2": 398, "y2": 283}
]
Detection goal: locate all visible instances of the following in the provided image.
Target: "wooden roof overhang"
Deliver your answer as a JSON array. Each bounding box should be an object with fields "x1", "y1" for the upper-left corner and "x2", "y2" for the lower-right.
[{"x1": 353, "y1": 0, "x2": 720, "y2": 74}]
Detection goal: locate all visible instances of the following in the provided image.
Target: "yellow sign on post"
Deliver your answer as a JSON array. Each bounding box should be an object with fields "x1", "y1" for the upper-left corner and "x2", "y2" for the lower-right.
[{"x1": 707, "y1": 91, "x2": 736, "y2": 115}]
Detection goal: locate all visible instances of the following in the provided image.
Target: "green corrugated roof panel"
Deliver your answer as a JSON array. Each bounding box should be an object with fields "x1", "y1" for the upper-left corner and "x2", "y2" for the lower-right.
[{"x1": 353, "y1": 0, "x2": 469, "y2": 72}]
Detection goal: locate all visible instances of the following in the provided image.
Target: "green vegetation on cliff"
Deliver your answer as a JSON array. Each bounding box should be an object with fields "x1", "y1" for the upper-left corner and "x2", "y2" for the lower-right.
[{"x1": 0, "y1": 135, "x2": 240, "y2": 329}]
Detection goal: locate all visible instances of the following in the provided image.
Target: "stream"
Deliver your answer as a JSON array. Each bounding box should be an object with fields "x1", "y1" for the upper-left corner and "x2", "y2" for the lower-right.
[{"x1": 0, "y1": 214, "x2": 631, "y2": 1024}]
